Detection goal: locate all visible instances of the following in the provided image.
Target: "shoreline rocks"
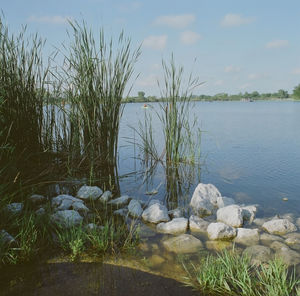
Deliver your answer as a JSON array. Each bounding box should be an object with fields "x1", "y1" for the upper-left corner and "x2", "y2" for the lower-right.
[{"x1": 262, "y1": 219, "x2": 297, "y2": 235}]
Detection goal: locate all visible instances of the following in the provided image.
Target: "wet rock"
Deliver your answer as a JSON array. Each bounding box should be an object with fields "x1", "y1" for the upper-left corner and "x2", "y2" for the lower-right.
[
  {"x1": 128, "y1": 200, "x2": 143, "y2": 218},
  {"x1": 77, "y1": 185, "x2": 103, "y2": 201},
  {"x1": 71, "y1": 202, "x2": 89, "y2": 216},
  {"x1": 138, "y1": 224, "x2": 156, "y2": 238},
  {"x1": 28, "y1": 194, "x2": 47, "y2": 206},
  {"x1": 142, "y1": 203, "x2": 170, "y2": 224},
  {"x1": 260, "y1": 233, "x2": 284, "y2": 246},
  {"x1": 253, "y1": 218, "x2": 266, "y2": 226},
  {"x1": 35, "y1": 207, "x2": 46, "y2": 216},
  {"x1": 205, "y1": 240, "x2": 233, "y2": 251},
  {"x1": 275, "y1": 247, "x2": 300, "y2": 266},
  {"x1": 217, "y1": 196, "x2": 235, "y2": 208},
  {"x1": 51, "y1": 210, "x2": 83, "y2": 228},
  {"x1": 207, "y1": 222, "x2": 237, "y2": 240},
  {"x1": 51, "y1": 195, "x2": 83, "y2": 211},
  {"x1": 296, "y1": 218, "x2": 300, "y2": 228},
  {"x1": 262, "y1": 219, "x2": 297, "y2": 235},
  {"x1": 234, "y1": 228, "x2": 259, "y2": 246},
  {"x1": 162, "y1": 234, "x2": 203, "y2": 254},
  {"x1": 156, "y1": 218, "x2": 188, "y2": 234},
  {"x1": 269, "y1": 241, "x2": 288, "y2": 251},
  {"x1": 99, "y1": 191, "x2": 113, "y2": 203},
  {"x1": 284, "y1": 233, "x2": 300, "y2": 251},
  {"x1": 168, "y1": 208, "x2": 183, "y2": 219},
  {"x1": 189, "y1": 215, "x2": 209, "y2": 233},
  {"x1": 113, "y1": 208, "x2": 128, "y2": 217},
  {"x1": 5, "y1": 203, "x2": 23, "y2": 215},
  {"x1": 0, "y1": 230, "x2": 16, "y2": 245},
  {"x1": 243, "y1": 245, "x2": 272, "y2": 265},
  {"x1": 149, "y1": 254, "x2": 165, "y2": 266},
  {"x1": 217, "y1": 205, "x2": 244, "y2": 227},
  {"x1": 241, "y1": 205, "x2": 257, "y2": 223},
  {"x1": 108, "y1": 195, "x2": 132, "y2": 207}
]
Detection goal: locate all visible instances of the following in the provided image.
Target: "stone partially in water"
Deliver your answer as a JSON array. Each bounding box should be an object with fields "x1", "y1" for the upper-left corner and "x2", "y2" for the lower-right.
[
  {"x1": 243, "y1": 245, "x2": 272, "y2": 265},
  {"x1": 77, "y1": 185, "x2": 103, "y2": 201},
  {"x1": 216, "y1": 196, "x2": 235, "y2": 208},
  {"x1": 260, "y1": 233, "x2": 284, "y2": 246},
  {"x1": 108, "y1": 195, "x2": 132, "y2": 207},
  {"x1": 253, "y1": 218, "x2": 266, "y2": 227},
  {"x1": 207, "y1": 222, "x2": 237, "y2": 240},
  {"x1": 149, "y1": 255, "x2": 165, "y2": 266},
  {"x1": 128, "y1": 200, "x2": 143, "y2": 218},
  {"x1": 168, "y1": 208, "x2": 183, "y2": 219},
  {"x1": 262, "y1": 219, "x2": 297, "y2": 235},
  {"x1": 217, "y1": 205, "x2": 244, "y2": 227},
  {"x1": 156, "y1": 218, "x2": 188, "y2": 234},
  {"x1": 189, "y1": 215, "x2": 209, "y2": 233},
  {"x1": 163, "y1": 234, "x2": 203, "y2": 254},
  {"x1": 142, "y1": 203, "x2": 170, "y2": 224},
  {"x1": 275, "y1": 247, "x2": 300, "y2": 266},
  {"x1": 269, "y1": 241, "x2": 288, "y2": 251},
  {"x1": 51, "y1": 210, "x2": 83, "y2": 228},
  {"x1": 51, "y1": 195, "x2": 83, "y2": 211},
  {"x1": 234, "y1": 228, "x2": 259, "y2": 246},
  {"x1": 205, "y1": 240, "x2": 233, "y2": 251},
  {"x1": 99, "y1": 191, "x2": 113, "y2": 203},
  {"x1": 284, "y1": 233, "x2": 300, "y2": 251}
]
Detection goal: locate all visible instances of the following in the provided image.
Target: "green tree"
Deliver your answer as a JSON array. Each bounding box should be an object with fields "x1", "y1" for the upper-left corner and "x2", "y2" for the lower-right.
[
  {"x1": 138, "y1": 91, "x2": 145, "y2": 100},
  {"x1": 277, "y1": 89, "x2": 289, "y2": 99},
  {"x1": 293, "y1": 84, "x2": 300, "y2": 100}
]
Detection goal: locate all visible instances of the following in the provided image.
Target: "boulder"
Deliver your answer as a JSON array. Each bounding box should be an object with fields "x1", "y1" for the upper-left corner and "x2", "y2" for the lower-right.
[
  {"x1": 142, "y1": 203, "x2": 170, "y2": 224},
  {"x1": 99, "y1": 191, "x2": 113, "y2": 203},
  {"x1": 28, "y1": 194, "x2": 47, "y2": 206},
  {"x1": 191, "y1": 183, "x2": 221, "y2": 206},
  {"x1": 262, "y1": 219, "x2": 297, "y2": 235},
  {"x1": 162, "y1": 234, "x2": 203, "y2": 254},
  {"x1": 35, "y1": 207, "x2": 46, "y2": 216},
  {"x1": 189, "y1": 215, "x2": 209, "y2": 233},
  {"x1": 216, "y1": 196, "x2": 235, "y2": 208},
  {"x1": 217, "y1": 205, "x2": 244, "y2": 227},
  {"x1": 0, "y1": 230, "x2": 16, "y2": 245},
  {"x1": 51, "y1": 195, "x2": 83, "y2": 211},
  {"x1": 108, "y1": 195, "x2": 132, "y2": 207},
  {"x1": 207, "y1": 222, "x2": 237, "y2": 240},
  {"x1": 234, "y1": 228, "x2": 259, "y2": 246},
  {"x1": 71, "y1": 201, "x2": 89, "y2": 216},
  {"x1": 113, "y1": 208, "x2": 128, "y2": 217},
  {"x1": 5, "y1": 203, "x2": 23, "y2": 215},
  {"x1": 284, "y1": 233, "x2": 300, "y2": 251},
  {"x1": 51, "y1": 210, "x2": 83, "y2": 228},
  {"x1": 275, "y1": 247, "x2": 300, "y2": 266},
  {"x1": 156, "y1": 218, "x2": 188, "y2": 234},
  {"x1": 243, "y1": 245, "x2": 272, "y2": 265},
  {"x1": 269, "y1": 241, "x2": 288, "y2": 251},
  {"x1": 168, "y1": 208, "x2": 183, "y2": 219},
  {"x1": 296, "y1": 218, "x2": 300, "y2": 228},
  {"x1": 77, "y1": 185, "x2": 103, "y2": 201},
  {"x1": 128, "y1": 200, "x2": 143, "y2": 218},
  {"x1": 260, "y1": 233, "x2": 284, "y2": 246},
  {"x1": 281, "y1": 213, "x2": 295, "y2": 223}
]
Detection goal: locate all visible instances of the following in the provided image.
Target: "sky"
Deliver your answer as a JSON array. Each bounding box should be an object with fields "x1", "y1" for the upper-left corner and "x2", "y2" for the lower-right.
[{"x1": 1, "y1": 0, "x2": 300, "y2": 96}]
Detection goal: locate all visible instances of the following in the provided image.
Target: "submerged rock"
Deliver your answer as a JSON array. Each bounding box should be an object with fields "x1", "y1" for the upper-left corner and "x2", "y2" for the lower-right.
[
  {"x1": 217, "y1": 205, "x2": 244, "y2": 227},
  {"x1": 217, "y1": 196, "x2": 235, "y2": 208},
  {"x1": 262, "y1": 219, "x2": 297, "y2": 235},
  {"x1": 296, "y1": 217, "x2": 300, "y2": 228},
  {"x1": 108, "y1": 195, "x2": 132, "y2": 207},
  {"x1": 51, "y1": 210, "x2": 83, "y2": 228},
  {"x1": 128, "y1": 200, "x2": 143, "y2": 218},
  {"x1": 156, "y1": 217, "x2": 188, "y2": 234},
  {"x1": 260, "y1": 233, "x2": 284, "y2": 246},
  {"x1": 149, "y1": 254, "x2": 165, "y2": 266},
  {"x1": 275, "y1": 247, "x2": 300, "y2": 266},
  {"x1": 284, "y1": 232, "x2": 300, "y2": 251},
  {"x1": 205, "y1": 240, "x2": 233, "y2": 251},
  {"x1": 189, "y1": 215, "x2": 209, "y2": 233},
  {"x1": 99, "y1": 191, "x2": 113, "y2": 203},
  {"x1": 234, "y1": 228, "x2": 259, "y2": 246},
  {"x1": 269, "y1": 241, "x2": 288, "y2": 251},
  {"x1": 253, "y1": 218, "x2": 266, "y2": 227},
  {"x1": 5, "y1": 203, "x2": 23, "y2": 215},
  {"x1": 77, "y1": 185, "x2": 103, "y2": 201},
  {"x1": 162, "y1": 234, "x2": 203, "y2": 254},
  {"x1": 207, "y1": 222, "x2": 237, "y2": 240},
  {"x1": 243, "y1": 245, "x2": 272, "y2": 265},
  {"x1": 142, "y1": 203, "x2": 170, "y2": 224}
]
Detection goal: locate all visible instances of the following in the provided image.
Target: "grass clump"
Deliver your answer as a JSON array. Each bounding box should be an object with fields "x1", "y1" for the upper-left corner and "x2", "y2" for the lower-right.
[{"x1": 183, "y1": 250, "x2": 300, "y2": 296}]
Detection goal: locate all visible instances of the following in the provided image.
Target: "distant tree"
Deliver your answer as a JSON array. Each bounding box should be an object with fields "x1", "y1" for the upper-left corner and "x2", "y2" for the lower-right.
[
  {"x1": 250, "y1": 91, "x2": 260, "y2": 98},
  {"x1": 293, "y1": 84, "x2": 300, "y2": 100},
  {"x1": 277, "y1": 89, "x2": 289, "y2": 99},
  {"x1": 138, "y1": 91, "x2": 145, "y2": 100}
]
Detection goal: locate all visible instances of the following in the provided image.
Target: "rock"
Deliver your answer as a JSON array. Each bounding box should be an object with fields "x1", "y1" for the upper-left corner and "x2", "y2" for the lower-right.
[
  {"x1": 35, "y1": 207, "x2": 46, "y2": 216},
  {"x1": 156, "y1": 218, "x2": 188, "y2": 234},
  {"x1": 253, "y1": 218, "x2": 266, "y2": 226},
  {"x1": 234, "y1": 228, "x2": 259, "y2": 246},
  {"x1": 262, "y1": 219, "x2": 297, "y2": 235},
  {"x1": 84, "y1": 223, "x2": 104, "y2": 232},
  {"x1": 128, "y1": 200, "x2": 143, "y2": 218},
  {"x1": 275, "y1": 247, "x2": 300, "y2": 266},
  {"x1": 243, "y1": 245, "x2": 272, "y2": 265},
  {"x1": 108, "y1": 195, "x2": 132, "y2": 207},
  {"x1": 71, "y1": 201, "x2": 89, "y2": 216},
  {"x1": 296, "y1": 218, "x2": 300, "y2": 228},
  {"x1": 284, "y1": 233, "x2": 300, "y2": 251},
  {"x1": 162, "y1": 234, "x2": 203, "y2": 254},
  {"x1": 281, "y1": 213, "x2": 295, "y2": 223},
  {"x1": 28, "y1": 194, "x2": 47, "y2": 206},
  {"x1": 51, "y1": 210, "x2": 83, "y2": 228},
  {"x1": 216, "y1": 196, "x2": 235, "y2": 208},
  {"x1": 168, "y1": 208, "x2": 183, "y2": 219},
  {"x1": 206, "y1": 240, "x2": 233, "y2": 251},
  {"x1": 217, "y1": 205, "x2": 244, "y2": 227},
  {"x1": 77, "y1": 185, "x2": 103, "y2": 201},
  {"x1": 192, "y1": 183, "x2": 221, "y2": 206},
  {"x1": 99, "y1": 191, "x2": 113, "y2": 203},
  {"x1": 269, "y1": 241, "x2": 288, "y2": 251},
  {"x1": 147, "y1": 199, "x2": 162, "y2": 207},
  {"x1": 142, "y1": 203, "x2": 170, "y2": 224},
  {"x1": 207, "y1": 222, "x2": 237, "y2": 240},
  {"x1": 113, "y1": 208, "x2": 128, "y2": 217},
  {"x1": 138, "y1": 224, "x2": 156, "y2": 238},
  {"x1": 5, "y1": 203, "x2": 23, "y2": 215},
  {"x1": 241, "y1": 205, "x2": 257, "y2": 223},
  {"x1": 149, "y1": 255, "x2": 165, "y2": 266},
  {"x1": 260, "y1": 233, "x2": 284, "y2": 246},
  {"x1": 190, "y1": 198, "x2": 214, "y2": 217},
  {"x1": 189, "y1": 215, "x2": 209, "y2": 233},
  {"x1": 0, "y1": 230, "x2": 16, "y2": 245},
  {"x1": 51, "y1": 195, "x2": 83, "y2": 211}
]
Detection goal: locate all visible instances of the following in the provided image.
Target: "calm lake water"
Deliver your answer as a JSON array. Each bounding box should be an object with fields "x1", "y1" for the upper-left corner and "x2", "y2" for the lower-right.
[{"x1": 118, "y1": 100, "x2": 300, "y2": 217}]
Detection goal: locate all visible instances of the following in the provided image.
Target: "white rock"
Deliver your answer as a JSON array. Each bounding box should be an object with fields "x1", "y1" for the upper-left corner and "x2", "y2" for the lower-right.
[
  {"x1": 192, "y1": 183, "x2": 221, "y2": 206},
  {"x1": 217, "y1": 205, "x2": 244, "y2": 227},
  {"x1": 51, "y1": 210, "x2": 83, "y2": 228},
  {"x1": 77, "y1": 185, "x2": 103, "y2": 201},
  {"x1": 253, "y1": 218, "x2": 266, "y2": 226},
  {"x1": 71, "y1": 201, "x2": 89, "y2": 216},
  {"x1": 157, "y1": 218, "x2": 188, "y2": 234},
  {"x1": 5, "y1": 203, "x2": 23, "y2": 215},
  {"x1": 0, "y1": 230, "x2": 16, "y2": 244},
  {"x1": 234, "y1": 228, "x2": 259, "y2": 246},
  {"x1": 99, "y1": 191, "x2": 113, "y2": 203},
  {"x1": 243, "y1": 245, "x2": 272, "y2": 265},
  {"x1": 142, "y1": 203, "x2": 170, "y2": 224},
  {"x1": 128, "y1": 200, "x2": 143, "y2": 218},
  {"x1": 217, "y1": 196, "x2": 235, "y2": 208},
  {"x1": 162, "y1": 234, "x2": 203, "y2": 254},
  {"x1": 207, "y1": 222, "x2": 237, "y2": 240},
  {"x1": 262, "y1": 219, "x2": 297, "y2": 235},
  {"x1": 168, "y1": 208, "x2": 183, "y2": 218},
  {"x1": 189, "y1": 215, "x2": 209, "y2": 233},
  {"x1": 281, "y1": 213, "x2": 295, "y2": 223},
  {"x1": 51, "y1": 195, "x2": 83, "y2": 211},
  {"x1": 108, "y1": 195, "x2": 132, "y2": 207}
]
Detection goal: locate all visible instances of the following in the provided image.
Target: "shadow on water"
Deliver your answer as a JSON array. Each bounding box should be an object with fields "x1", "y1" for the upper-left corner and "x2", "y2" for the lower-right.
[{"x1": 0, "y1": 262, "x2": 198, "y2": 296}]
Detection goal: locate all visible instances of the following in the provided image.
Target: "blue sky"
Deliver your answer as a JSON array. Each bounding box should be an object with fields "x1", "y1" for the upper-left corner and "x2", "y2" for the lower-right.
[{"x1": 2, "y1": 0, "x2": 300, "y2": 96}]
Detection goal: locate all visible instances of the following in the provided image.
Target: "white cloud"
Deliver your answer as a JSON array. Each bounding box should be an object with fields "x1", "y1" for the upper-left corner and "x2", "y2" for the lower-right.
[
  {"x1": 266, "y1": 40, "x2": 289, "y2": 49},
  {"x1": 137, "y1": 74, "x2": 158, "y2": 87},
  {"x1": 221, "y1": 14, "x2": 254, "y2": 27},
  {"x1": 292, "y1": 68, "x2": 300, "y2": 75},
  {"x1": 224, "y1": 65, "x2": 241, "y2": 73},
  {"x1": 143, "y1": 35, "x2": 167, "y2": 50},
  {"x1": 180, "y1": 31, "x2": 201, "y2": 45},
  {"x1": 27, "y1": 15, "x2": 72, "y2": 25},
  {"x1": 154, "y1": 14, "x2": 195, "y2": 29}
]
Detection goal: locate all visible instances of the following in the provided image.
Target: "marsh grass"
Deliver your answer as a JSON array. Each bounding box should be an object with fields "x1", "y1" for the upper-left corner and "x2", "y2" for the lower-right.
[{"x1": 183, "y1": 250, "x2": 300, "y2": 296}]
